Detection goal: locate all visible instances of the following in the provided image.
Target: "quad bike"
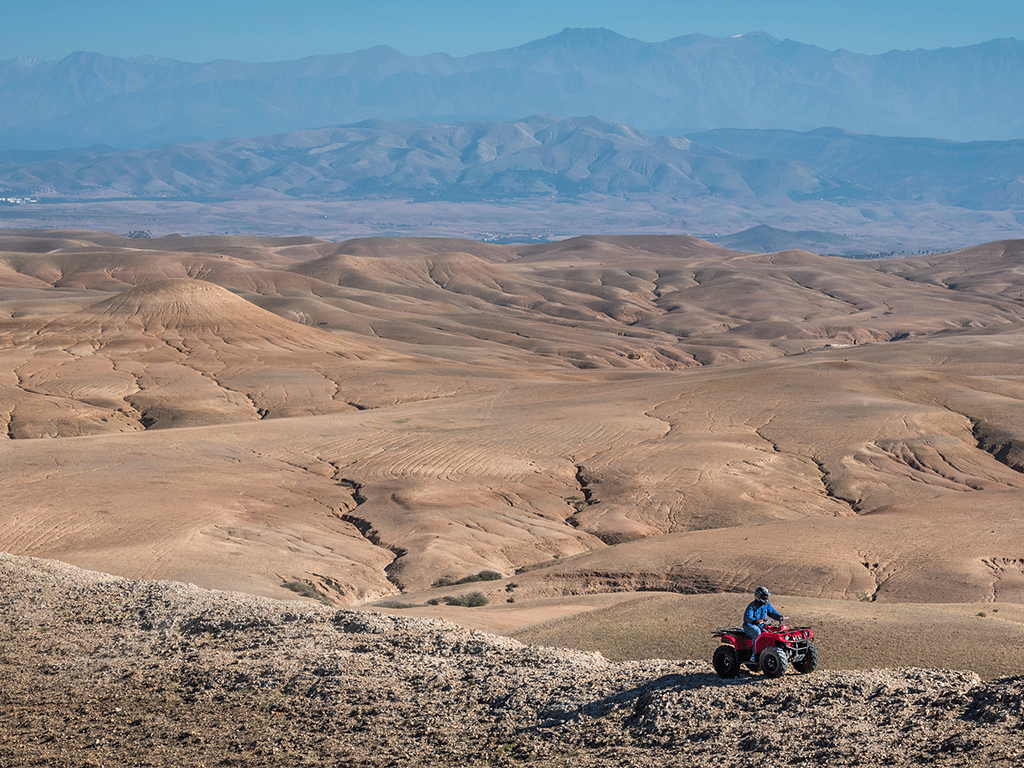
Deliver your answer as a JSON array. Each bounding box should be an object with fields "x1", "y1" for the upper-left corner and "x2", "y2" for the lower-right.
[{"x1": 711, "y1": 620, "x2": 818, "y2": 679}]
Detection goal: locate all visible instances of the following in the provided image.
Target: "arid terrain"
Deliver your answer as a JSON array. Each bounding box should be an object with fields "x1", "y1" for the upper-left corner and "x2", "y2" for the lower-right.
[
  {"x1": 3, "y1": 553, "x2": 1022, "y2": 767},
  {"x1": 2, "y1": 228, "x2": 1024, "y2": 762}
]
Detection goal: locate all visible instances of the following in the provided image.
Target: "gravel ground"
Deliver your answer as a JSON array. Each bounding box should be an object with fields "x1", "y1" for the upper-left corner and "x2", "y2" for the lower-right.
[{"x1": 2, "y1": 552, "x2": 1022, "y2": 767}]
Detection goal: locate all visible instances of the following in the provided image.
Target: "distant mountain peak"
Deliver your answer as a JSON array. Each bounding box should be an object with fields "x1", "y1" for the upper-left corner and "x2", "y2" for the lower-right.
[
  {"x1": 2, "y1": 31, "x2": 1024, "y2": 149},
  {"x1": 525, "y1": 27, "x2": 644, "y2": 50},
  {"x1": 553, "y1": 27, "x2": 631, "y2": 40},
  {"x1": 734, "y1": 31, "x2": 782, "y2": 46}
]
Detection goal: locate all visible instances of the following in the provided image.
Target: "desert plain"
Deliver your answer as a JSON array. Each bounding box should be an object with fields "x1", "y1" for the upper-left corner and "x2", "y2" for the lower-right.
[{"x1": 2, "y1": 227, "x2": 1024, "y2": 764}]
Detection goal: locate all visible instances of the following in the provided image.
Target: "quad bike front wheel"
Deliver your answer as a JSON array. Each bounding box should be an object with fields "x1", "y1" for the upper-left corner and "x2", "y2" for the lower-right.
[
  {"x1": 759, "y1": 646, "x2": 789, "y2": 678},
  {"x1": 712, "y1": 644, "x2": 740, "y2": 679},
  {"x1": 793, "y1": 642, "x2": 819, "y2": 674}
]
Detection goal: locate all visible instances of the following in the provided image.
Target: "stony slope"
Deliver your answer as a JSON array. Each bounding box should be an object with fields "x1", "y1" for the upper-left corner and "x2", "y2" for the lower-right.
[{"x1": 2, "y1": 553, "x2": 1022, "y2": 767}]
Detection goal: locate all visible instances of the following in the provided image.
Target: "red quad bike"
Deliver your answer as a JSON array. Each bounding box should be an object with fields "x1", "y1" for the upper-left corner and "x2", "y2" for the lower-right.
[{"x1": 712, "y1": 620, "x2": 818, "y2": 679}]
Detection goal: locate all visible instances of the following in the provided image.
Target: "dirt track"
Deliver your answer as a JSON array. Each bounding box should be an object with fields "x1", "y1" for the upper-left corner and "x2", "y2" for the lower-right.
[{"x1": 2, "y1": 553, "x2": 1022, "y2": 767}]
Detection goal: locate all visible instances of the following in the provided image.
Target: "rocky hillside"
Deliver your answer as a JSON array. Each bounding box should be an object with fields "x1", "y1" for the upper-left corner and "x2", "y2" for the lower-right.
[
  {"x1": 2, "y1": 552, "x2": 1021, "y2": 767},
  {"x1": 4, "y1": 118, "x2": 1024, "y2": 214}
]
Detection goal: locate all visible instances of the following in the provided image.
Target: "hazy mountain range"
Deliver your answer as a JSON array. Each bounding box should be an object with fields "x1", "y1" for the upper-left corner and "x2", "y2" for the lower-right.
[
  {"x1": 3, "y1": 116, "x2": 1022, "y2": 216},
  {"x1": 2, "y1": 28, "x2": 1024, "y2": 150}
]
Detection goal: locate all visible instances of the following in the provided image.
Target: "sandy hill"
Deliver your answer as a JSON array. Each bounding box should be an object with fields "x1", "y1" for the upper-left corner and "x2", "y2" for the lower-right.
[
  {"x1": 0, "y1": 277, "x2": 400, "y2": 436},
  {"x1": 86, "y1": 278, "x2": 342, "y2": 338},
  {"x1": 2, "y1": 553, "x2": 1021, "y2": 767},
  {"x1": 2, "y1": 229, "x2": 1024, "y2": 683}
]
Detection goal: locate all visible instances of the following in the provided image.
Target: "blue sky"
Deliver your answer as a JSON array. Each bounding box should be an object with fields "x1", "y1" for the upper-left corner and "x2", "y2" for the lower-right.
[{"x1": 4, "y1": 0, "x2": 1023, "y2": 63}]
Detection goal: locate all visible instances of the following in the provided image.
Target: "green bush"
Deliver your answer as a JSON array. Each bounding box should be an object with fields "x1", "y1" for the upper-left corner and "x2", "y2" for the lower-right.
[
  {"x1": 282, "y1": 580, "x2": 330, "y2": 605},
  {"x1": 427, "y1": 591, "x2": 490, "y2": 608},
  {"x1": 432, "y1": 569, "x2": 503, "y2": 588},
  {"x1": 448, "y1": 591, "x2": 489, "y2": 607},
  {"x1": 375, "y1": 600, "x2": 420, "y2": 609}
]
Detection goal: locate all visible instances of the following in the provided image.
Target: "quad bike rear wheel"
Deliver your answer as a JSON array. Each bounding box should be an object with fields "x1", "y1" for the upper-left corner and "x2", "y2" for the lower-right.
[
  {"x1": 759, "y1": 646, "x2": 789, "y2": 678},
  {"x1": 793, "y1": 642, "x2": 819, "y2": 674},
  {"x1": 712, "y1": 644, "x2": 740, "y2": 679}
]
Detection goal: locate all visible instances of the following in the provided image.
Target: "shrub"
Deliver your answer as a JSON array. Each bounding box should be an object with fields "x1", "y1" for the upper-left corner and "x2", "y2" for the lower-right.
[
  {"x1": 515, "y1": 559, "x2": 561, "y2": 574},
  {"x1": 447, "y1": 591, "x2": 489, "y2": 607},
  {"x1": 282, "y1": 580, "x2": 330, "y2": 605},
  {"x1": 432, "y1": 570, "x2": 503, "y2": 588},
  {"x1": 375, "y1": 600, "x2": 419, "y2": 609},
  {"x1": 428, "y1": 591, "x2": 490, "y2": 608}
]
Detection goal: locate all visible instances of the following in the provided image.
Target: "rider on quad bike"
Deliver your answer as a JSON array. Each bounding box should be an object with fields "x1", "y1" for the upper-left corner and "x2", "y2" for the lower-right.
[
  {"x1": 743, "y1": 586, "x2": 782, "y2": 663},
  {"x1": 711, "y1": 586, "x2": 819, "y2": 678}
]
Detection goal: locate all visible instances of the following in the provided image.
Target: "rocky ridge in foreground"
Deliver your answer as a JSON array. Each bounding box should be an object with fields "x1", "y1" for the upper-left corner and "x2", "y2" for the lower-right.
[{"x1": 1, "y1": 552, "x2": 1022, "y2": 767}]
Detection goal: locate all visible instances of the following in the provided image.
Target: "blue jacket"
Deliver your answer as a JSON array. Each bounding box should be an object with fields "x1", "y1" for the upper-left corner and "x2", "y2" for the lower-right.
[{"x1": 744, "y1": 600, "x2": 782, "y2": 630}]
